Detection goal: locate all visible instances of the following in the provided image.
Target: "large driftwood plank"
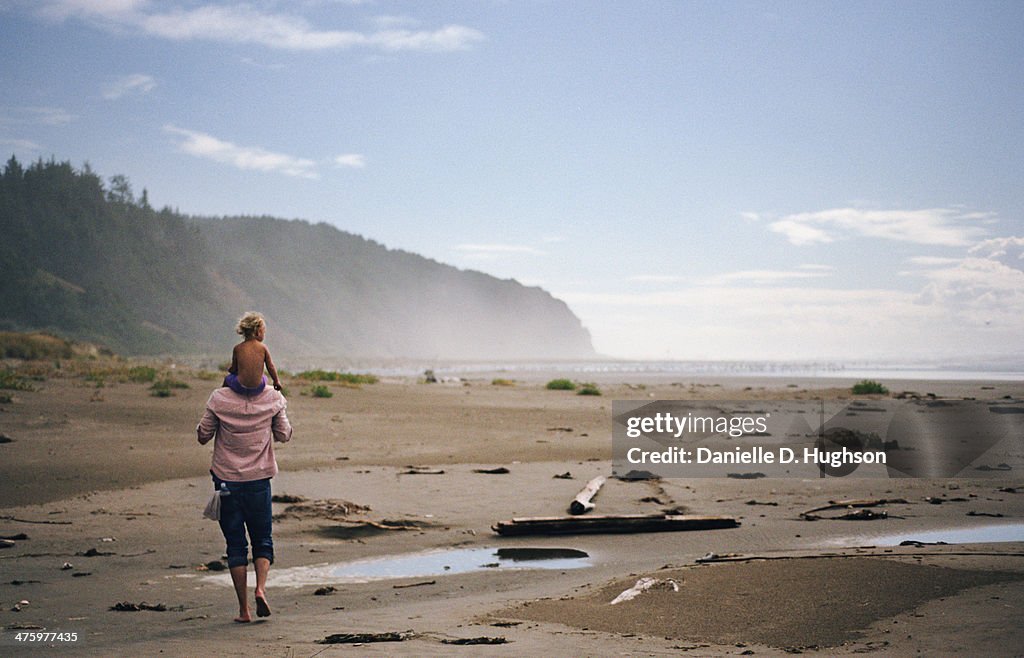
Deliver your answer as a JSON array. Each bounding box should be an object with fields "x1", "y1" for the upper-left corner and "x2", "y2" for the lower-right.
[{"x1": 492, "y1": 514, "x2": 739, "y2": 536}]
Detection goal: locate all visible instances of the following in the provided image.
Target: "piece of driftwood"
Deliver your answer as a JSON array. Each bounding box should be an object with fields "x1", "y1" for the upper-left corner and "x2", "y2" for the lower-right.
[
  {"x1": 800, "y1": 498, "x2": 910, "y2": 519},
  {"x1": 569, "y1": 476, "x2": 606, "y2": 515},
  {"x1": 492, "y1": 514, "x2": 739, "y2": 536},
  {"x1": 441, "y1": 637, "x2": 508, "y2": 645}
]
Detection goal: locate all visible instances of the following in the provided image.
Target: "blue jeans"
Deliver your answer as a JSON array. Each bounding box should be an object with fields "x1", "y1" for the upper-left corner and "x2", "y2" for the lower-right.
[{"x1": 211, "y1": 473, "x2": 274, "y2": 568}]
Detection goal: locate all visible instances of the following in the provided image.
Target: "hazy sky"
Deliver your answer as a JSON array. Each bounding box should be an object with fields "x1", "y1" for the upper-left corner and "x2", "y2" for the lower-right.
[{"x1": 3, "y1": 0, "x2": 1023, "y2": 361}]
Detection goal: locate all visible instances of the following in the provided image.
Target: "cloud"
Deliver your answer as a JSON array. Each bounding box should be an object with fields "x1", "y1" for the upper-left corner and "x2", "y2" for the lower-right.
[
  {"x1": 163, "y1": 125, "x2": 318, "y2": 179},
  {"x1": 628, "y1": 275, "x2": 686, "y2": 283},
  {"x1": 334, "y1": 153, "x2": 366, "y2": 168},
  {"x1": 0, "y1": 106, "x2": 78, "y2": 126},
  {"x1": 35, "y1": 1, "x2": 485, "y2": 52},
  {"x1": 909, "y1": 236, "x2": 1024, "y2": 328},
  {"x1": 0, "y1": 138, "x2": 42, "y2": 152},
  {"x1": 701, "y1": 267, "x2": 833, "y2": 285},
  {"x1": 453, "y1": 244, "x2": 546, "y2": 260},
  {"x1": 768, "y1": 208, "x2": 989, "y2": 246},
  {"x1": 102, "y1": 73, "x2": 156, "y2": 99}
]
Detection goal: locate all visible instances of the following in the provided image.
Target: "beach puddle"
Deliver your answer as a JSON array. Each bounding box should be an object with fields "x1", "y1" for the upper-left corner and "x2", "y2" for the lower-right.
[
  {"x1": 825, "y1": 522, "x2": 1024, "y2": 547},
  {"x1": 225, "y1": 547, "x2": 592, "y2": 588}
]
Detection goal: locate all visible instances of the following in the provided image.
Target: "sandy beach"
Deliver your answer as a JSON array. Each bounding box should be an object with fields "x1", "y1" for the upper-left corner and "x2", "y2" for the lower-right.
[{"x1": 1, "y1": 368, "x2": 1023, "y2": 656}]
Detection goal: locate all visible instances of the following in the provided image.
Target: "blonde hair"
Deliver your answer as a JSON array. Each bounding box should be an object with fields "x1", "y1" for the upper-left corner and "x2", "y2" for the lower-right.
[{"x1": 236, "y1": 312, "x2": 266, "y2": 339}]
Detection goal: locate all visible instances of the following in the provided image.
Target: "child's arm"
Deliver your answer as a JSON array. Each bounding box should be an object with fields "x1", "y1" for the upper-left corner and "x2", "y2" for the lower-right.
[{"x1": 265, "y1": 347, "x2": 282, "y2": 391}]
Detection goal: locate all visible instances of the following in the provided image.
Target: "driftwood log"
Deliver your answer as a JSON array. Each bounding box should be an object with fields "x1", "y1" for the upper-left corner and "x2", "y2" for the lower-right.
[
  {"x1": 493, "y1": 514, "x2": 739, "y2": 536},
  {"x1": 569, "y1": 476, "x2": 606, "y2": 515}
]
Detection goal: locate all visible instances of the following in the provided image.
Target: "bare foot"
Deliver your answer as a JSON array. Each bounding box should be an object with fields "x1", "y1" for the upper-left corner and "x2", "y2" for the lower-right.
[
  {"x1": 255, "y1": 592, "x2": 271, "y2": 618},
  {"x1": 234, "y1": 610, "x2": 252, "y2": 623}
]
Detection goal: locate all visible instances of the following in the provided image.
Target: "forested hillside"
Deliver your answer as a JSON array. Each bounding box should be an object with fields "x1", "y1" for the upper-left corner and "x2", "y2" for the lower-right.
[{"x1": 0, "y1": 158, "x2": 595, "y2": 360}]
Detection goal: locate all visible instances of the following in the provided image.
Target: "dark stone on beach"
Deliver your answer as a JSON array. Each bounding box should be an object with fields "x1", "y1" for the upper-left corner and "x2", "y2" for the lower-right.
[
  {"x1": 314, "y1": 586, "x2": 337, "y2": 596},
  {"x1": 204, "y1": 560, "x2": 228, "y2": 571},
  {"x1": 617, "y1": 470, "x2": 659, "y2": 481},
  {"x1": 473, "y1": 467, "x2": 510, "y2": 474},
  {"x1": 72, "y1": 572, "x2": 92, "y2": 577},
  {"x1": 0, "y1": 434, "x2": 13, "y2": 443},
  {"x1": 553, "y1": 472, "x2": 573, "y2": 479},
  {"x1": 0, "y1": 533, "x2": 28, "y2": 541},
  {"x1": 966, "y1": 511, "x2": 1005, "y2": 517}
]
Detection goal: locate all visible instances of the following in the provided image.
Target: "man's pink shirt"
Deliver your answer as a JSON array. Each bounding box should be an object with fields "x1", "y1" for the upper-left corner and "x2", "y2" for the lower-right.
[{"x1": 197, "y1": 387, "x2": 293, "y2": 481}]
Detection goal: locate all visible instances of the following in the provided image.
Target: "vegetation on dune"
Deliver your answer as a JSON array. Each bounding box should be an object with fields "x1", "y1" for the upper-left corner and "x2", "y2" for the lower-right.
[
  {"x1": 491, "y1": 378, "x2": 515, "y2": 386},
  {"x1": 0, "y1": 331, "x2": 73, "y2": 360},
  {"x1": 545, "y1": 378, "x2": 577, "y2": 391},
  {"x1": 576, "y1": 383, "x2": 602, "y2": 396},
  {"x1": 0, "y1": 369, "x2": 36, "y2": 391},
  {"x1": 852, "y1": 380, "x2": 889, "y2": 395},
  {"x1": 296, "y1": 370, "x2": 378, "y2": 385},
  {"x1": 310, "y1": 385, "x2": 333, "y2": 398}
]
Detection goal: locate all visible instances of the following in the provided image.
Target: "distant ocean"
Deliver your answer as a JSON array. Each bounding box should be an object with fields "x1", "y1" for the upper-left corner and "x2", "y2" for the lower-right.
[{"x1": 297, "y1": 359, "x2": 1024, "y2": 383}]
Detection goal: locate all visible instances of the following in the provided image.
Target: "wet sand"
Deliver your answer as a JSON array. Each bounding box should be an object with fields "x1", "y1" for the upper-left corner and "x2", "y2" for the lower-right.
[{"x1": 1, "y1": 371, "x2": 1023, "y2": 656}]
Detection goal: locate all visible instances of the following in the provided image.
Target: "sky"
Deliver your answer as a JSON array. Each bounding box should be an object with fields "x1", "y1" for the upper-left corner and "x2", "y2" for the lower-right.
[{"x1": 2, "y1": 0, "x2": 1023, "y2": 362}]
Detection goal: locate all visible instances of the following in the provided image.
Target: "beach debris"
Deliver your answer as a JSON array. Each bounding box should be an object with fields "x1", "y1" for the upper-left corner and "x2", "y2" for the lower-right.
[
  {"x1": 110, "y1": 601, "x2": 167, "y2": 612},
  {"x1": 745, "y1": 500, "x2": 779, "y2": 506},
  {"x1": 393, "y1": 580, "x2": 436, "y2": 589},
  {"x1": 727, "y1": 472, "x2": 766, "y2": 479},
  {"x1": 493, "y1": 514, "x2": 739, "y2": 536},
  {"x1": 975, "y1": 463, "x2": 1012, "y2": 472},
  {"x1": 275, "y1": 498, "x2": 370, "y2": 521},
  {"x1": 926, "y1": 496, "x2": 969, "y2": 504},
  {"x1": 0, "y1": 533, "x2": 28, "y2": 541},
  {"x1": 998, "y1": 487, "x2": 1019, "y2": 493},
  {"x1": 640, "y1": 496, "x2": 665, "y2": 504},
  {"x1": 966, "y1": 511, "x2": 1005, "y2": 517},
  {"x1": 61, "y1": 562, "x2": 74, "y2": 570},
  {"x1": 800, "y1": 498, "x2": 910, "y2": 520},
  {"x1": 441, "y1": 636, "x2": 508, "y2": 645},
  {"x1": 400, "y1": 466, "x2": 445, "y2": 475},
  {"x1": 318, "y1": 631, "x2": 412, "y2": 644},
  {"x1": 72, "y1": 572, "x2": 91, "y2": 577},
  {"x1": 610, "y1": 577, "x2": 679, "y2": 605},
  {"x1": 77, "y1": 548, "x2": 115, "y2": 557},
  {"x1": 547, "y1": 427, "x2": 574, "y2": 432},
  {"x1": 899, "y1": 540, "x2": 948, "y2": 547},
  {"x1": 8, "y1": 580, "x2": 41, "y2": 585},
  {"x1": 473, "y1": 467, "x2": 511, "y2": 474},
  {"x1": 834, "y1": 509, "x2": 887, "y2": 521},
  {"x1": 202, "y1": 560, "x2": 227, "y2": 572},
  {"x1": 0, "y1": 539, "x2": 14, "y2": 549},
  {"x1": 553, "y1": 472, "x2": 573, "y2": 479},
  {"x1": 569, "y1": 476, "x2": 606, "y2": 515},
  {"x1": 5, "y1": 624, "x2": 44, "y2": 630},
  {"x1": 0, "y1": 434, "x2": 13, "y2": 444},
  {"x1": 314, "y1": 586, "x2": 337, "y2": 596},
  {"x1": 271, "y1": 494, "x2": 307, "y2": 503}
]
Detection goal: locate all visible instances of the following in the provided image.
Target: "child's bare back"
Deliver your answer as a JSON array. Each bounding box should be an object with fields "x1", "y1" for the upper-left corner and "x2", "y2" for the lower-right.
[{"x1": 226, "y1": 312, "x2": 282, "y2": 393}]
